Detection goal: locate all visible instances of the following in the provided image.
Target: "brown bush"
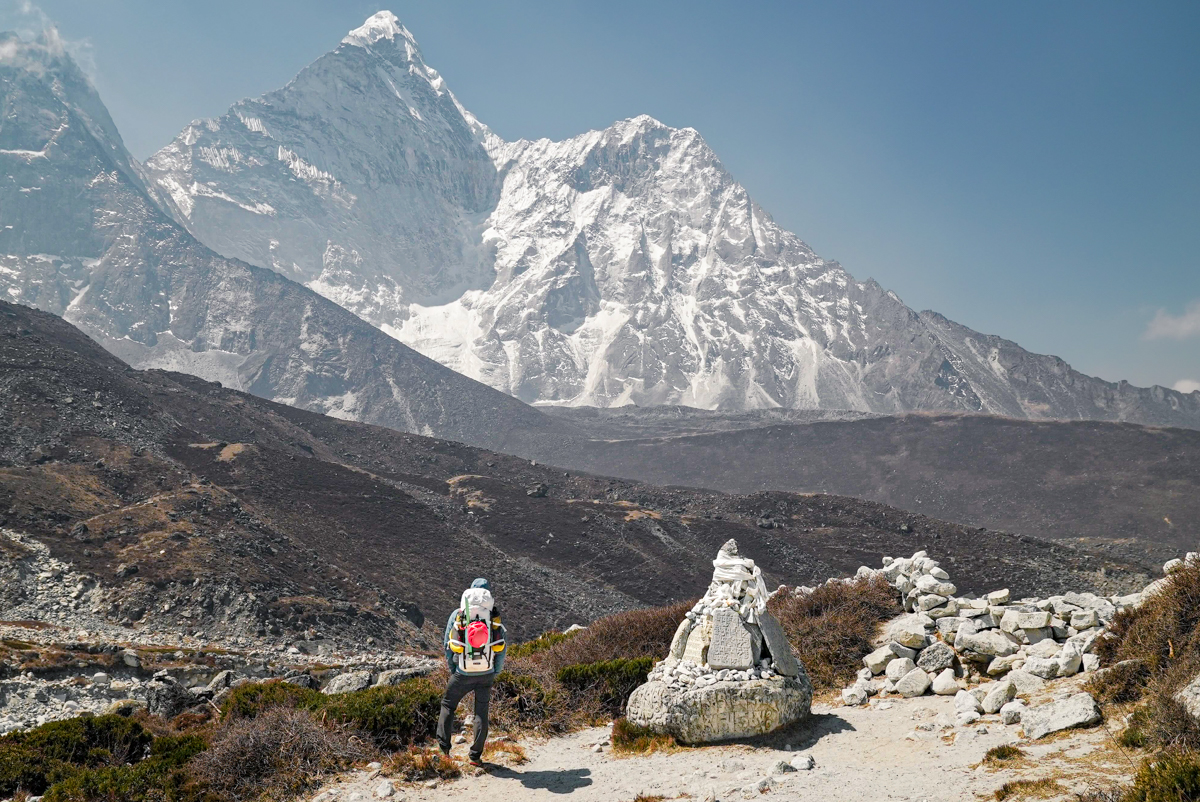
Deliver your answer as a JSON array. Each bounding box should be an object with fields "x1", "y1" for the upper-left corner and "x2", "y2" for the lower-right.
[
  {"x1": 767, "y1": 576, "x2": 901, "y2": 690},
  {"x1": 383, "y1": 747, "x2": 461, "y2": 782},
  {"x1": 481, "y1": 740, "x2": 527, "y2": 765},
  {"x1": 189, "y1": 707, "x2": 374, "y2": 802},
  {"x1": 1088, "y1": 563, "x2": 1200, "y2": 752},
  {"x1": 610, "y1": 717, "x2": 677, "y2": 755}
]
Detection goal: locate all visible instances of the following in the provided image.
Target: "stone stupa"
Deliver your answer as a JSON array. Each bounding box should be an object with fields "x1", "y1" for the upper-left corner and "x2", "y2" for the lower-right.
[{"x1": 626, "y1": 539, "x2": 812, "y2": 743}]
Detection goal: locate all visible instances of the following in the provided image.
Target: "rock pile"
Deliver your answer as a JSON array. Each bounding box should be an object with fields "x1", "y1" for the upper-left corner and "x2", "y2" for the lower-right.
[
  {"x1": 839, "y1": 549, "x2": 1171, "y2": 739},
  {"x1": 627, "y1": 539, "x2": 812, "y2": 743}
]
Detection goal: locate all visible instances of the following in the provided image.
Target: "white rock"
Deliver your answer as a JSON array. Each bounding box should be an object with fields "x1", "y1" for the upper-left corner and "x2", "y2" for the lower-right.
[
  {"x1": 1082, "y1": 654, "x2": 1100, "y2": 672},
  {"x1": 1023, "y1": 656, "x2": 1060, "y2": 679},
  {"x1": 789, "y1": 753, "x2": 816, "y2": 770},
  {"x1": 842, "y1": 685, "x2": 869, "y2": 706},
  {"x1": 771, "y1": 760, "x2": 796, "y2": 774},
  {"x1": 1006, "y1": 669, "x2": 1046, "y2": 696},
  {"x1": 954, "y1": 689, "x2": 983, "y2": 713},
  {"x1": 932, "y1": 668, "x2": 959, "y2": 695},
  {"x1": 374, "y1": 780, "x2": 396, "y2": 798},
  {"x1": 1017, "y1": 610, "x2": 1052, "y2": 629},
  {"x1": 896, "y1": 668, "x2": 933, "y2": 698},
  {"x1": 1070, "y1": 609, "x2": 1100, "y2": 628},
  {"x1": 982, "y1": 680, "x2": 1016, "y2": 714},
  {"x1": 1022, "y1": 693, "x2": 1102, "y2": 740},
  {"x1": 1000, "y1": 700, "x2": 1026, "y2": 725},
  {"x1": 863, "y1": 646, "x2": 895, "y2": 675},
  {"x1": 1058, "y1": 642, "x2": 1083, "y2": 677},
  {"x1": 885, "y1": 657, "x2": 917, "y2": 682},
  {"x1": 987, "y1": 589, "x2": 1011, "y2": 605},
  {"x1": 930, "y1": 567, "x2": 950, "y2": 580},
  {"x1": 1165, "y1": 558, "x2": 1184, "y2": 575}
]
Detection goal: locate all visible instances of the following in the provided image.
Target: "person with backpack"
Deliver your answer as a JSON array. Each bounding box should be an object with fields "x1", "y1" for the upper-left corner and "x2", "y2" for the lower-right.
[{"x1": 438, "y1": 578, "x2": 506, "y2": 766}]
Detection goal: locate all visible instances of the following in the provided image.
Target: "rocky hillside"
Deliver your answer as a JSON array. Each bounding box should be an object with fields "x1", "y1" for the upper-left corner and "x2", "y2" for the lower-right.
[
  {"x1": 545, "y1": 406, "x2": 1200, "y2": 565},
  {"x1": 143, "y1": 12, "x2": 1200, "y2": 426},
  {"x1": 0, "y1": 299, "x2": 1154, "y2": 653}
]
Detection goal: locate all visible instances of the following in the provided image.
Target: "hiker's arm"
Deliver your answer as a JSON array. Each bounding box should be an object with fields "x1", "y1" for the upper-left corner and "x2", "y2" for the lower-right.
[
  {"x1": 443, "y1": 610, "x2": 459, "y2": 672},
  {"x1": 491, "y1": 605, "x2": 506, "y2": 673}
]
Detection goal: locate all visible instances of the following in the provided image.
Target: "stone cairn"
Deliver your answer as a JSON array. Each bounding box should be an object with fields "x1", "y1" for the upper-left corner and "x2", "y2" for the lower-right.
[
  {"x1": 626, "y1": 539, "x2": 812, "y2": 744},
  {"x1": 831, "y1": 549, "x2": 1186, "y2": 737}
]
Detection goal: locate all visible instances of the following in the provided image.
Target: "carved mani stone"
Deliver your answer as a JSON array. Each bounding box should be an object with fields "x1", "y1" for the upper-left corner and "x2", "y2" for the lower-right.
[
  {"x1": 707, "y1": 607, "x2": 756, "y2": 670},
  {"x1": 683, "y1": 623, "x2": 709, "y2": 665},
  {"x1": 758, "y1": 611, "x2": 801, "y2": 677}
]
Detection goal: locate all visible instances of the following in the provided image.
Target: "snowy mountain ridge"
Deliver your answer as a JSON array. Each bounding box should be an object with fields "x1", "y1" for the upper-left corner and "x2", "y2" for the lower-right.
[{"x1": 4, "y1": 12, "x2": 1195, "y2": 429}]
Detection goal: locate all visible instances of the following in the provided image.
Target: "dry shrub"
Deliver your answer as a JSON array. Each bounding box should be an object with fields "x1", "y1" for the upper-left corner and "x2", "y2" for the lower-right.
[
  {"x1": 1123, "y1": 752, "x2": 1200, "y2": 802},
  {"x1": 481, "y1": 740, "x2": 527, "y2": 765},
  {"x1": 190, "y1": 707, "x2": 374, "y2": 802},
  {"x1": 1088, "y1": 563, "x2": 1200, "y2": 751},
  {"x1": 610, "y1": 717, "x2": 677, "y2": 755},
  {"x1": 767, "y1": 576, "x2": 901, "y2": 690},
  {"x1": 525, "y1": 601, "x2": 695, "y2": 673},
  {"x1": 994, "y1": 778, "x2": 1063, "y2": 800},
  {"x1": 383, "y1": 747, "x2": 461, "y2": 782},
  {"x1": 983, "y1": 745, "x2": 1026, "y2": 767}
]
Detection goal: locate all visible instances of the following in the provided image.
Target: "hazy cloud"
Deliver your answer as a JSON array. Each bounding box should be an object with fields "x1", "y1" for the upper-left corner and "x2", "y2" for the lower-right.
[
  {"x1": 1175, "y1": 379, "x2": 1200, "y2": 395},
  {"x1": 1145, "y1": 299, "x2": 1200, "y2": 341},
  {"x1": 0, "y1": 0, "x2": 94, "y2": 76}
]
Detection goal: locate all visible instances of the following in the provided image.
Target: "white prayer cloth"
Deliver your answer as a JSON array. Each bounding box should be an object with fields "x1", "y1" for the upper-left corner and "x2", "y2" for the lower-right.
[{"x1": 704, "y1": 551, "x2": 769, "y2": 623}]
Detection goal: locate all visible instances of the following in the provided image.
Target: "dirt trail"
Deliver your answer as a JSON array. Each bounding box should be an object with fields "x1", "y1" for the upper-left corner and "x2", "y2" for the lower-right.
[{"x1": 314, "y1": 676, "x2": 1134, "y2": 802}]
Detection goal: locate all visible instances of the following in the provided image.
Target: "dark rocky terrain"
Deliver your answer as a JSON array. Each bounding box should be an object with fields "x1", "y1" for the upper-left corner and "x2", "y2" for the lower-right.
[
  {"x1": 0, "y1": 300, "x2": 1155, "y2": 652},
  {"x1": 547, "y1": 406, "x2": 1200, "y2": 566}
]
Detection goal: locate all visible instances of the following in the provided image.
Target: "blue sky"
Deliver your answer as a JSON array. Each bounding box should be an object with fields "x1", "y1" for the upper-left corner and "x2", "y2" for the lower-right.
[{"x1": 4, "y1": 0, "x2": 1198, "y2": 392}]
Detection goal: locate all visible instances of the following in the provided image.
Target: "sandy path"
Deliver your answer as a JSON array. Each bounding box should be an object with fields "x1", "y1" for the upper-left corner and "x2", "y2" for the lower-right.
[{"x1": 313, "y1": 678, "x2": 1134, "y2": 802}]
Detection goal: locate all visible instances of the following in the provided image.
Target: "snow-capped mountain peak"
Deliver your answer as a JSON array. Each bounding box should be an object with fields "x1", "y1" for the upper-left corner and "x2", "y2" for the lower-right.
[
  {"x1": 138, "y1": 16, "x2": 1200, "y2": 427},
  {"x1": 342, "y1": 10, "x2": 412, "y2": 48}
]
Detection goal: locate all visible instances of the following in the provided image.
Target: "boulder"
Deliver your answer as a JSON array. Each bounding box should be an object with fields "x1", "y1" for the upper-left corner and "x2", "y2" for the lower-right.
[
  {"x1": 1000, "y1": 701, "x2": 1025, "y2": 725},
  {"x1": 982, "y1": 680, "x2": 1016, "y2": 714},
  {"x1": 1017, "y1": 611, "x2": 1052, "y2": 629},
  {"x1": 936, "y1": 617, "x2": 967, "y2": 636},
  {"x1": 987, "y1": 589, "x2": 1011, "y2": 605},
  {"x1": 146, "y1": 675, "x2": 199, "y2": 719},
  {"x1": 1070, "y1": 609, "x2": 1099, "y2": 629},
  {"x1": 1022, "y1": 693, "x2": 1101, "y2": 740},
  {"x1": 1058, "y1": 642, "x2": 1083, "y2": 677},
  {"x1": 325, "y1": 671, "x2": 373, "y2": 694},
  {"x1": 896, "y1": 668, "x2": 932, "y2": 698},
  {"x1": 1174, "y1": 672, "x2": 1200, "y2": 719},
  {"x1": 932, "y1": 668, "x2": 959, "y2": 695},
  {"x1": 915, "y1": 575, "x2": 957, "y2": 597},
  {"x1": 986, "y1": 654, "x2": 1023, "y2": 676},
  {"x1": 1023, "y1": 656, "x2": 1060, "y2": 680},
  {"x1": 627, "y1": 674, "x2": 812, "y2": 743},
  {"x1": 1005, "y1": 669, "x2": 1046, "y2": 696},
  {"x1": 954, "y1": 689, "x2": 983, "y2": 713},
  {"x1": 863, "y1": 646, "x2": 895, "y2": 675},
  {"x1": 842, "y1": 685, "x2": 868, "y2": 706},
  {"x1": 885, "y1": 657, "x2": 917, "y2": 682},
  {"x1": 957, "y1": 629, "x2": 1019, "y2": 658},
  {"x1": 916, "y1": 641, "x2": 956, "y2": 673}
]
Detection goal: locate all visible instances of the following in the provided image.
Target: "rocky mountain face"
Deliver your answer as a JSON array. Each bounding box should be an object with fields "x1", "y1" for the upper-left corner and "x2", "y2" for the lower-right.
[
  {"x1": 142, "y1": 12, "x2": 1200, "y2": 426},
  {"x1": 0, "y1": 31, "x2": 563, "y2": 454}
]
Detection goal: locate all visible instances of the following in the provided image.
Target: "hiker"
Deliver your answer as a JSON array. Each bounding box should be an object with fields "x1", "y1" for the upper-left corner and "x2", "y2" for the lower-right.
[{"x1": 438, "y1": 578, "x2": 506, "y2": 765}]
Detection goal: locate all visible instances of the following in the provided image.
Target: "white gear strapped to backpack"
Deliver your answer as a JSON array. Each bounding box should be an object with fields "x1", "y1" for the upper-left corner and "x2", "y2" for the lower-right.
[{"x1": 448, "y1": 586, "x2": 505, "y2": 674}]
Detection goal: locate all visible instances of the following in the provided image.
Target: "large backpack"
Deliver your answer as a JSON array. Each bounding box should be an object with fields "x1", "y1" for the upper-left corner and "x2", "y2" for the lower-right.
[{"x1": 449, "y1": 587, "x2": 503, "y2": 674}]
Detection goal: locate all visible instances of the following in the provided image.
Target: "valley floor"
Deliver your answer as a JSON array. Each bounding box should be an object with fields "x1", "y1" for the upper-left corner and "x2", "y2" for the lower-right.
[{"x1": 314, "y1": 675, "x2": 1133, "y2": 802}]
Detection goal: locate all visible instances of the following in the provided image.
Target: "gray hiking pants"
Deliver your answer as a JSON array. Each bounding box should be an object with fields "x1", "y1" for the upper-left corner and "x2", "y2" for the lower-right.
[{"x1": 437, "y1": 671, "x2": 494, "y2": 760}]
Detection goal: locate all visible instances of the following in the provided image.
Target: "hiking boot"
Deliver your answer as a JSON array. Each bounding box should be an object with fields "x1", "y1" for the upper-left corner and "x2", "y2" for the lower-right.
[
  {"x1": 468, "y1": 757, "x2": 485, "y2": 768},
  {"x1": 438, "y1": 742, "x2": 451, "y2": 756}
]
